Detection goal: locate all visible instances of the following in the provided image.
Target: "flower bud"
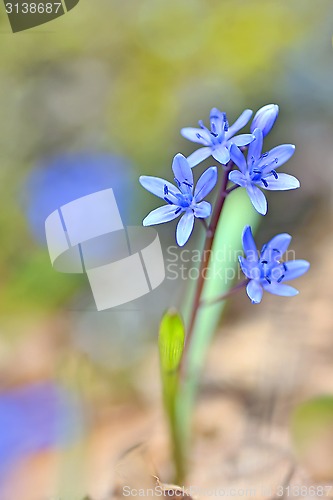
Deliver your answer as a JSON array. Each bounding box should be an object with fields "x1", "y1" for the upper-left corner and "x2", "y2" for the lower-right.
[{"x1": 250, "y1": 104, "x2": 279, "y2": 136}]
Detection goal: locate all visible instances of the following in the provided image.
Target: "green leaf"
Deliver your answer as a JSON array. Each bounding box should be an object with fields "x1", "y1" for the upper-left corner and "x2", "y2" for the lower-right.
[
  {"x1": 291, "y1": 396, "x2": 333, "y2": 454},
  {"x1": 179, "y1": 188, "x2": 260, "y2": 448}
]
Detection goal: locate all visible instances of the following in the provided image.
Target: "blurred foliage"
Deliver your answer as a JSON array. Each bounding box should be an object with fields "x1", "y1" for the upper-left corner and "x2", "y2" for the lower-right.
[
  {"x1": 290, "y1": 396, "x2": 333, "y2": 480},
  {"x1": 0, "y1": 0, "x2": 331, "y2": 328}
]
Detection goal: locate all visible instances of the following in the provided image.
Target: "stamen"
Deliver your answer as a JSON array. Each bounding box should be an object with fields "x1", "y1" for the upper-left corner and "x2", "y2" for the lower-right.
[
  {"x1": 174, "y1": 178, "x2": 181, "y2": 187},
  {"x1": 224, "y1": 120, "x2": 229, "y2": 132},
  {"x1": 275, "y1": 157, "x2": 278, "y2": 164},
  {"x1": 210, "y1": 131, "x2": 218, "y2": 137},
  {"x1": 183, "y1": 181, "x2": 193, "y2": 188},
  {"x1": 196, "y1": 133, "x2": 202, "y2": 140},
  {"x1": 164, "y1": 185, "x2": 168, "y2": 195},
  {"x1": 174, "y1": 207, "x2": 182, "y2": 215},
  {"x1": 283, "y1": 262, "x2": 288, "y2": 272},
  {"x1": 261, "y1": 260, "x2": 268, "y2": 264},
  {"x1": 253, "y1": 168, "x2": 262, "y2": 174},
  {"x1": 277, "y1": 274, "x2": 285, "y2": 283},
  {"x1": 164, "y1": 197, "x2": 174, "y2": 205},
  {"x1": 261, "y1": 178, "x2": 268, "y2": 188},
  {"x1": 265, "y1": 277, "x2": 271, "y2": 284},
  {"x1": 271, "y1": 169, "x2": 278, "y2": 179},
  {"x1": 261, "y1": 152, "x2": 269, "y2": 158},
  {"x1": 273, "y1": 248, "x2": 280, "y2": 253}
]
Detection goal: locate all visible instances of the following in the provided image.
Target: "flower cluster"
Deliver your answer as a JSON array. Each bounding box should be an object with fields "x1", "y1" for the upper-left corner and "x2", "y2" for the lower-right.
[{"x1": 139, "y1": 103, "x2": 309, "y2": 303}]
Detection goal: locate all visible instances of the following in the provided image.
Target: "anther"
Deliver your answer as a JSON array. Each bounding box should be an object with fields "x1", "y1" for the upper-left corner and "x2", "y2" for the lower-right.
[
  {"x1": 183, "y1": 181, "x2": 193, "y2": 188},
  {"x1": 277, "y1": 274, "x2": 285, "y2": 283},
  {"x1": 196, "y1": 133, "x2": 202, "y2": 140},
  {"x1": 261, "y1": 178, "x2": 268, "y2": 188},
  {"x1": 174, "y1": 207, "x2": 182, "y2": 215},
  {"x1": 164, "y1": 185, "x2": 169, "y2": 195},
  {"x1": 174, "y1": 178, "x2": 181, "y2": 187},
  {"x1": 271, "y1": 170, "x2": 278, "y2": 179},
  {"x1": 261, "y1": 260, "x2": 268, "y2": 264},
  {"x1": 164, "y1": 197, "x2": 174, "y2": 205},
  {"x1": 265, "y1": 277, "x2": 271, "y2": 284},
  {"x1": 283, "y1": 262, "x2": 288, "y2": 272}
]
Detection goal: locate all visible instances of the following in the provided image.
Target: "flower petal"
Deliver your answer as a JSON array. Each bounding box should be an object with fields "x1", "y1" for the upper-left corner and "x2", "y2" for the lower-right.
[
  {"x1": 194, "y1": 166, "x2": 218, "y2": 201},
  {"x1": 227, "y1": 109, "x2": 253, "y2": 137},
  {"x1": 139, "y1": 176, "x2": 181, "y2": 200},
  {"x1": 248, "y1": 128, "x2": 263, "y2": 162},
  {"x1": 242, "y1": 226, "x2": 259, "y2": 263},
  {"x1": 261, "y1": 173, "x2": 300, "y2": 190},
  {"x1": 246, "y1": 184, "x2": 267, "y2": 215},
  {"x1": 230, "y1": 134, "x2": 255, "y2": 147},
  {"x1": 263, "y1": 282, "x2": 299, "y2": 297},
  {"x1": 176, "y1": 211, "x2": 195, "y2": 246},
  {"x1": 259, "y1": 144, "x2": 295, "y2": 172},
  {"x1": 212, "y1": 145, "x2": 230, "y2": 165},
  {"x1": 261, "y1": 233, "x2": 292, "y2": 260},
  {"x1": 283, "y1": 259, "x2": 310, "y2": 281},
  {"x1": 246, "y1": 280, "x2": 263, "y2": 304},
  {"x1": 228, "y1": 170, "x2": 247, "y2": 187},
  {"x1": 180, "y1": 127, "x2": 211, "y2": 146},
  {"x1": 250, "y1": 104, "x2": 279, "y2": 136},
  {"x1": 239, "y1": 256, "x2": 258, "y2": 278},
  {"x1": 230, "y1": 144, "x2": 247, "y2": 174},
  {"x1": 210, "y1": 107, "x2": 225, "y2": 136},
  {"x1": 193, "y1": 201, "x2": 211, "y2": 218},
  {"x1": 187, "y1": 147, "x2": 212, "y2": 167},
  {"x1": 143, "y1": 205, "x2": 180, "y2": 226},
  {"x1": 172, "y1": 153, "x2": 193, "y2": 187}
]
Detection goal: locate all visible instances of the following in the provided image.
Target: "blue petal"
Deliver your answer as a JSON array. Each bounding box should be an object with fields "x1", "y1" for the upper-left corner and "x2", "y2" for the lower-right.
[
  {"x1": 143, "y1": 205, "x2": 180, "y2": 226},
  {"x1": 260, "y1": 173, "x2": 300, "y2": 191},
  {"x1": 210, "y1": 107, "x2": 225, "y2": 136},
  {"x1": 194, "y1": 166, "x2": 218, "y2": 201},
  {"x1": 172, "y1": 154, "x2": 193, "y2": 187},
  {"x1": 259, "y1": 144, "x2": 295, "y2": 173},
  {"x1": 239, "y1": 255, "x2": 258, "y2": 278},
  {"x1": 139, "y1": 176, "x2": 181, "y2": 200},
  {"x1": 180, "y1": 127, "x2": 211, "y2": 146},
  {"x1": 230, "y1": 144, "x2": 247, "y2": 174},
  {"x1": 242, "y1": 226, "x2": 259, "y2": 263},
  {"x1": 212, "y1": 145, "x2": 230, "y2": 165},
  {"x1": 246, "y1": 280, "x2": 263, "y2": 304},
  {"x1": 193, "y1": 201, "x2": 211, "y2": 218},
  {"x1": 228, "y1": 170, "x2": 247, "y2": 187},
  {"x1": 262, "y1": 282, "x2": 299, "y2": 297},
  {"x1": 187, "y1": 147, "x2": 212, "y2": 167},
  {"x1": 250, "y1": 104, "x2": 279, "y2": 137},
  {"x1": 283, "y1": 259, "x2": 310, "y2": 281},
  {"x1": 261, "y1": 233, "x2": 292, "y2": 260},
  {"x1": 246, "y1": 184, "x2": 267, "y2": 215},
  {"x1": 248, "y1": 128, "x2": 263, "y2": 162},
  {"x1": 176, "y1": 211, "x2": 195, "y2": 246},
  {"x1": 227, "y1": 109, "x2": 253, "y2": 138},
  {"x1": 230, "y1": 134, "x2": 255, "y2": 147}
]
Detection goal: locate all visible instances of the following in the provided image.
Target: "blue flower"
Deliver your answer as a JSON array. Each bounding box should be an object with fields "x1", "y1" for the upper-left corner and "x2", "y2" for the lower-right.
[
  {"x1": 251, "y1": 104, "x2": 279, "y2": 137},
  {"x1": 229, "y1": 128, "x2": 299, "y2": 215},
  {"x1": 181, "y1": 107, "x2": 254, "y2": 167},
  {"x1": 139, "y1": 154, "x2": 217, "y2": 246},
  {"x1": 239, "y1": 226, "x2": 310, "y2": 304}
]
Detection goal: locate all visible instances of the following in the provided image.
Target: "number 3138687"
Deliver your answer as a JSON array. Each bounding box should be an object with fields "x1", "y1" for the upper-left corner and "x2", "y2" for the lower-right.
[{"x1": 5, "y1": 3, "x2": 62, "y2": 14}]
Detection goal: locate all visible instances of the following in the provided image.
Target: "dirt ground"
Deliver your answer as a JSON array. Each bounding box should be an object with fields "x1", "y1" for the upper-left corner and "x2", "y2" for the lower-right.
[{"x1": 1, "y1": 209, "x2": 333, "y2": 500}]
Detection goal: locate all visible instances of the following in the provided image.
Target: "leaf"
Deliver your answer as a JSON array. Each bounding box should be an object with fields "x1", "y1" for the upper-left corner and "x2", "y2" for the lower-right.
[{"x1": 158, "y1": 310, "x2": 186, "y2": 483}]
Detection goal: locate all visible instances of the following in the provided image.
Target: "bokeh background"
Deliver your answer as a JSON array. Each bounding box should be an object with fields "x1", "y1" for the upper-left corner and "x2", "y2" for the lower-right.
[{"x1": 0, "y1": 1, "x2": 333, "y2": 498}]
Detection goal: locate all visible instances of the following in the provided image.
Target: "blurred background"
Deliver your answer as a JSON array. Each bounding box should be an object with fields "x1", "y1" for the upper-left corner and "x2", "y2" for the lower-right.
[{"x1": 0, "y1": 0, "x2": 333, "y2": 498}]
